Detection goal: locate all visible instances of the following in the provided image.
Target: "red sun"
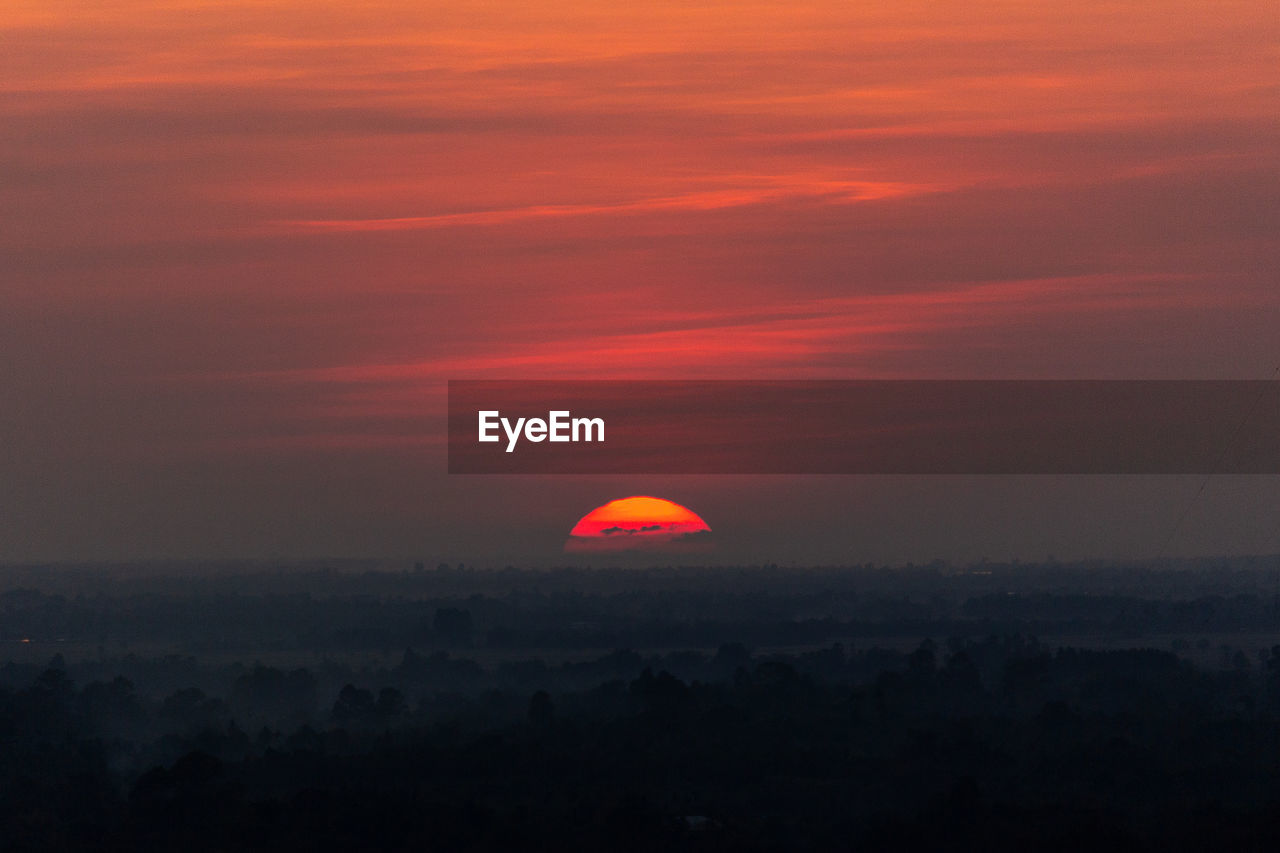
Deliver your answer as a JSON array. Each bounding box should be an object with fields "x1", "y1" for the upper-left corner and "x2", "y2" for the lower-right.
[{"x1": 566, "y1": 496, "x2": 713, "y2": 553}]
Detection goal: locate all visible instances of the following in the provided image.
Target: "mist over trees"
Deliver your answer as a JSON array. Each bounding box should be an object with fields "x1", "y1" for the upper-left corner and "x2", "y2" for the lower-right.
[{"x1": 5, "y1": 557, "x2": 1280, "y2": 850}]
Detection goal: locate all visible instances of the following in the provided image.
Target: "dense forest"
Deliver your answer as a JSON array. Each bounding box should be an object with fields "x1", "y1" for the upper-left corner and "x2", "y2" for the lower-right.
[{"x1": 5, "y1": 558, "x2": 1280, "y2": 850}]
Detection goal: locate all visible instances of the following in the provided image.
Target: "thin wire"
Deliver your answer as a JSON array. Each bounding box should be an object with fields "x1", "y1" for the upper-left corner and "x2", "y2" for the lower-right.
[{"x1": 1156, "y1": 365, "x2": 1280, "y2": 563}]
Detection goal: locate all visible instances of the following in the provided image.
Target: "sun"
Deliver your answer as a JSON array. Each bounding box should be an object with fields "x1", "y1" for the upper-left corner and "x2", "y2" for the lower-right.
[{"x1": 566, "y1": 496, "x2": 713, "y2": 553}]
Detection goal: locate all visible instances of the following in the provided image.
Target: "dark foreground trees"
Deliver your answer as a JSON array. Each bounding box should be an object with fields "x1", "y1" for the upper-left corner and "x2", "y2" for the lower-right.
[{"x1": 6, "y1": 640, "x2": 1280, "y2": 850}]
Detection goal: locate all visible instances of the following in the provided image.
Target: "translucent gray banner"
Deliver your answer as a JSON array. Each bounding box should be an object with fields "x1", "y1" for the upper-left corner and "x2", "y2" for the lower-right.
[{"x1": 448, "y1": 380, "x2": 1279, "y2": 474}]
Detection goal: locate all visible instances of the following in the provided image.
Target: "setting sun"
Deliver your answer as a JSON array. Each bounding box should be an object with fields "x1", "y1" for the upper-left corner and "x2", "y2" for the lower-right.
[{"x1": 566, "y1": 496, "x2": 712, "y2": 552}]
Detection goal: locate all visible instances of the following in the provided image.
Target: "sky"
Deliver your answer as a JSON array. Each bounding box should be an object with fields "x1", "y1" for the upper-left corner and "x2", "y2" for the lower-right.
[{"x1": 2, "y1": 0, "x2": 1278, "y2": 564}]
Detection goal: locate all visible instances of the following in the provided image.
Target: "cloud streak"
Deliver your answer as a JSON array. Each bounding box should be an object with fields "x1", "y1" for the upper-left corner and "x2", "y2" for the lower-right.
[{"x1": 276, "y1": 180, "x2": 946, "y2": 233}]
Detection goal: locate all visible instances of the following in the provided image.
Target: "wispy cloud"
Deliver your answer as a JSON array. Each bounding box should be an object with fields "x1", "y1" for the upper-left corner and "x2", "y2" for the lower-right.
[
  {"x1": 189, "y1": 272, "x2": 1212, "y2": 387},
  {"x1": 274, "y1": 179, "x2": 948, "y2": 233}
]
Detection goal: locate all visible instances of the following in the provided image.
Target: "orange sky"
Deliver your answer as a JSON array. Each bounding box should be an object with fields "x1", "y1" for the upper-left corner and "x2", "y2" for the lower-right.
[{"x1": 2, "y1": 1, "x2": 1277, "y2": 562}]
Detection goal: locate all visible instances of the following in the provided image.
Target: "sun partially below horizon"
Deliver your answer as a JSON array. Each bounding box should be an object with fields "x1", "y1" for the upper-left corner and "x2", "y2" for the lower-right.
[{"x1": 566, "y1": 496, "x2": 712, "y2": 552}]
